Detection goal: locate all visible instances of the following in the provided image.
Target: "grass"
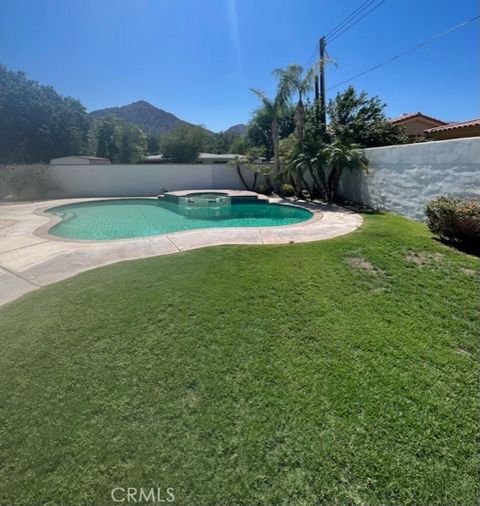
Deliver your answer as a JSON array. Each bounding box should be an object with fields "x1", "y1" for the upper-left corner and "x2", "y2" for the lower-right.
[{"x1": 0, "y1": 213, "x2": 478, "y2": 506}]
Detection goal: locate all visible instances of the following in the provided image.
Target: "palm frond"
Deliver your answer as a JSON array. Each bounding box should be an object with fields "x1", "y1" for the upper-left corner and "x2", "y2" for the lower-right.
[
  {"x1": 307, "y1": 55, "x2": 337, "y2": 77},
  {"x1": 250, "y1": 88, "x2": 273, "y2": 111}
]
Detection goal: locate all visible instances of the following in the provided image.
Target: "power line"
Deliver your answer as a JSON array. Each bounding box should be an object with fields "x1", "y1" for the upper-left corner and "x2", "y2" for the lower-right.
[
  {"x1": 326, "y1": 0, "x2": 388, "y2": 44},
  {"x1": 327, "y1": 15, "x2": 480, "y2": 91},
  {"x1": 303, "y1": 0, "x2": 386, "y2": 69},
  {"x1": 325, "y1": 0, "x2": 378, "y2": 40}
]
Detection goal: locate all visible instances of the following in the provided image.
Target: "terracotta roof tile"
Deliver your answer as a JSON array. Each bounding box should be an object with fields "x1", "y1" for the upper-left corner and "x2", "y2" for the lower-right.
[
  {"x1": 390, "y1": 112, "x2": 447, "y2": 125},
  {"x1": 424, "y1": 118, "x2": 480, "y2": 133}
]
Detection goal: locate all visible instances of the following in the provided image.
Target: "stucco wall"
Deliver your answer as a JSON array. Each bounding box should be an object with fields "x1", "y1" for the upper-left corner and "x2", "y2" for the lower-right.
[
  {"x1": 47, "y1": 138, "x2": 480, "y2": 221},
  {"x1": 48, "y1": 163, "x2": 255, "y2": 197},
  {"x1": 339, "y1": 137, "x2": 480, "y2": 220}
]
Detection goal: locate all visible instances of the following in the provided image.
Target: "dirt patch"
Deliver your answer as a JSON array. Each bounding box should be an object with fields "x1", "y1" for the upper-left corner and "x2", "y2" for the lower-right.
[
  {"x1": 461, "y1": 268, "x2": 477, "y2": 277},
  {"x1": 346, "y1": 257, "x2": 383, "y2": 274},
  {"x1": 455, "y1": 347, "x2": 472, "y2": 357},
  {"x1": 405, "y1": 251, "x2": 444, "y2": 266}
]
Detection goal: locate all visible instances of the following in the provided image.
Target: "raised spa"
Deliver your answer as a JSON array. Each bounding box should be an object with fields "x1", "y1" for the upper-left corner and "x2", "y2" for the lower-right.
[{"x1": 45, "y1": 193, "x2": 312, "y2": 240}]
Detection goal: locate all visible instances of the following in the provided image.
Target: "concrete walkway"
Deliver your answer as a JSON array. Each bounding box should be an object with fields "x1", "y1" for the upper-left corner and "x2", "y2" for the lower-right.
[{"x1": 0, "y1": 198, "x2": 362, "y2": 306}]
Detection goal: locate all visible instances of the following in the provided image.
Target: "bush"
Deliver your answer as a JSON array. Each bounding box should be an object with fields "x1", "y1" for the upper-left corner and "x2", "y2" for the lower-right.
[
  {"x1": 0, "y1": 164, "x2": 55, "y2": 200},
  {"x1": 256, "y1": 185, "x2": 270, "y2": 196},
  {"x1": 425, "y1": 196, "x2": 480, "y2": 249},
  {"x1": 279, "y1": 183, "x2": 295, "y2": 197}
]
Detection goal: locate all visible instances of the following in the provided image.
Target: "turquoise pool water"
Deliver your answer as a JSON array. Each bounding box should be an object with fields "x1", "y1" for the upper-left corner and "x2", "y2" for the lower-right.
[{"x1": 46, "y1": 198, "x2": 312, "y2": 240}]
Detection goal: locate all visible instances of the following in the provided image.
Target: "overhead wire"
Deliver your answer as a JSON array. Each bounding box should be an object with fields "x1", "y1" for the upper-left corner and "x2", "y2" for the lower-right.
[
  {"x1": 327, "y1": 15, "x2": 480, "y2": 91},
  {"x1": 326, "y1": 0, "x2": 388, "y2": 44},
  {"x1": 325, "y1": 0, "x2": 379, "y2": 41},
  {"x1": 302, "y1": 0, "x2": 387, "y2": 70}
]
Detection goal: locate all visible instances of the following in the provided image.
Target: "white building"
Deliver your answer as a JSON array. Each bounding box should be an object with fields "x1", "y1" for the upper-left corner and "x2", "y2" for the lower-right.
[
  {"x1": 50, "y1": 156, "x2": 111, "y2": 165},
  {"x1": 143, "y1": 153, "x2": 246, "y2": 164}
]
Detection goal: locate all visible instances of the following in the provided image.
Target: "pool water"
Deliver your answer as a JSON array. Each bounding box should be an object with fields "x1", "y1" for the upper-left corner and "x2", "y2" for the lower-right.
[{"x1": 46, "y1": 198, "x2": 312, "y2": 240}]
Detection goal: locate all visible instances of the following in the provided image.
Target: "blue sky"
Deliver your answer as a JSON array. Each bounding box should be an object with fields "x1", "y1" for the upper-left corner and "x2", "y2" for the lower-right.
[{"x1": 0, "y1": 0, "x2": 478, "y2": 131}]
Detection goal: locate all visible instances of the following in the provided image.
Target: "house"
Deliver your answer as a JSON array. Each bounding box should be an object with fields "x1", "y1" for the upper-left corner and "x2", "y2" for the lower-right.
[
  {"x1": 143, "y1": 154, "x2": 167, "y2": 163},
  {"x1": 424, "y1": 119, "x2": 480, "y2": 140},
  {"x1": 390, "y1": 112, "x2": 446, "y2": 140},
  {"x1": 196, "y1": 153, "x2": 245, "y2": 164},
  {"x1": 143, "y1": 153, "x2": 246, "y2": 164},
  {"x1": 50, "y1": 156, "x2": 111, "y2": 165}
]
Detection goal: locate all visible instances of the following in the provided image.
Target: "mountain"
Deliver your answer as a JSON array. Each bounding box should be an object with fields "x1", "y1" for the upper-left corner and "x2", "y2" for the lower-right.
[
  {"x1": 225, "y1": 123, "x2": 247, "y2": 135},
  {"x1": 90, "y1": 100, "x2": 247, "y2": 137},
  {"x1": 90, "y1": 100, "x2": 199, "y2": 135}
]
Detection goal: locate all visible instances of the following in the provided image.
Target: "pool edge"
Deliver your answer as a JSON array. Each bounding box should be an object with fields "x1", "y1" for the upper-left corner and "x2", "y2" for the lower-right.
[{"x1": 33, "y1": 197, "x2": 322, "y2": 244}]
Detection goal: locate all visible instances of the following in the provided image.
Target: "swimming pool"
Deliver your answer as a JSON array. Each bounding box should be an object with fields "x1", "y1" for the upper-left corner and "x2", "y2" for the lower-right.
[{"x1": 46, "y1": 198, "x2": 312, "y2": 240}]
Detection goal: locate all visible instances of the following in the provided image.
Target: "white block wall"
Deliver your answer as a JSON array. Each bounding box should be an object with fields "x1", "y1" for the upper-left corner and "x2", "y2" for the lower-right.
[
  {"x1": 48, "y1": 163, "x2": 254, "y2": 197},
  {"x1": 47, "y1": 137, "x2": 480, "y2": 221},
  {"x1": 339, "y1": 137, "x2": 480, "y2": 220}
]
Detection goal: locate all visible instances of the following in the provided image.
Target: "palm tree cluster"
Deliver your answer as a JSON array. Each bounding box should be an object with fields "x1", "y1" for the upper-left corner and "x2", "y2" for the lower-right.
[{"x1": 249, "y1": 61, "x2": 368, "y2": 203}]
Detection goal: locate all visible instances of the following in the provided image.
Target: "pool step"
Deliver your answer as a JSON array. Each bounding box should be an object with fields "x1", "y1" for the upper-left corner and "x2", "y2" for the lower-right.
[{"x1": 158, "y1": 190, "x2": 265, "y2": 204}]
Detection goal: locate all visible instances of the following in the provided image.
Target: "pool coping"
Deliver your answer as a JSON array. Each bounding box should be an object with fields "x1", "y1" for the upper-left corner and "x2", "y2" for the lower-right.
[{"x1": 0, "y1": 195, "x2": 363, "y2": 307}]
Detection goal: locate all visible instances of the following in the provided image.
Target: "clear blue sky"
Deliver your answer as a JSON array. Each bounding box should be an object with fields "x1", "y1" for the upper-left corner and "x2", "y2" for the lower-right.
[{"x1": 0, "y1": 0, "x2": 478, "y2": 131}]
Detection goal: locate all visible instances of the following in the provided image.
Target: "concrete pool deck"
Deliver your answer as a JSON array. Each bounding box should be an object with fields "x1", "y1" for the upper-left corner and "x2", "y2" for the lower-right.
[{"x1": 0, "y1": 197, "x2": 362, "y2": 306}]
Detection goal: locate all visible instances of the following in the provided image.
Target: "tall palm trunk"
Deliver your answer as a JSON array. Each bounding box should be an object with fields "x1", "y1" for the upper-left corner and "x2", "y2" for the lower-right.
[
  {"x1": 327, "y1": 164, "x2": 343, "y2": 203},
  {"x1": 288, "y1": 174, "x2": 301, "y2": 196},
  {"x1": 298, "y1": 171, "x2": 312, "y2": 198},
  {"x1": 295, "y1": 98, "x2": 305, "y2": 143},
  {"x1": 313, "y1": 158, "x2": 328, "y2": 199},
  {"x1": 252, "y1": 172, "x2": 258, "y2": 192},
  {"x1": 235, "y1": 162, "x2": 251, "y2": 191},
  {"x1": 292, "y1": 95, "x2": 306, "y2": 196},
  {"x1": 271, "y1": 118, "x2": 280, "y2": 176}
]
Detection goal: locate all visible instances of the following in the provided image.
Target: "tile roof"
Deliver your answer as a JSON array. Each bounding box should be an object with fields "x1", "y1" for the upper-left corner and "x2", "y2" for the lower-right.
[
  {"x1": 390, "y1": 112, "x2": 447, "y2": 125},
  {"x1": 424, "y1": 118, "x2": 480, "y2": 133}
]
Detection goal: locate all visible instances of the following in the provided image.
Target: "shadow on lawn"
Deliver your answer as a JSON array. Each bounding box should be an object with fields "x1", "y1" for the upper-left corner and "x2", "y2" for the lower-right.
[{"x1": 433, "y1": 237, "x2": 480, "y2": 258}]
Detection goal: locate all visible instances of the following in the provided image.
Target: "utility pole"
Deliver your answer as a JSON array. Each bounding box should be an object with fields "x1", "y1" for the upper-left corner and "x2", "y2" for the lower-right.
[{"x1": 319, "y1": 36, "x2": 327, "y2": 129}]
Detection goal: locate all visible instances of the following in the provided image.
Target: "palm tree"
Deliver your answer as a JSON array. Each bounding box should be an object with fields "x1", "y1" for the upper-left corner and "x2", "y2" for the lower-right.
[
  {"x1": 273, "y1": 64, "x2": 317, "y2": 144},
  {"x1": 322, "y1": 140, "x2": 368, "y2": 203},
  {"x1": 250, "y1": 82, "x2": 289, "y2": 176}
]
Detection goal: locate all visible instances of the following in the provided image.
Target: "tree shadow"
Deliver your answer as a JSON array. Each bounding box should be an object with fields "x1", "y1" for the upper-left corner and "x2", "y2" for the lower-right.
[
  {"x1": 335, "y1": 198, "x2": 383, "y2": 215},
  {"x1": 433, "y1": 237, "x2": 480, "y2": 258}
]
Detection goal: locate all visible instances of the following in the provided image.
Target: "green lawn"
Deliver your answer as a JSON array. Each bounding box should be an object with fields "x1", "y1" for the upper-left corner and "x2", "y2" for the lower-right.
[{"x1": 0, "y1": 213, "x2": 478, "y2": 506}]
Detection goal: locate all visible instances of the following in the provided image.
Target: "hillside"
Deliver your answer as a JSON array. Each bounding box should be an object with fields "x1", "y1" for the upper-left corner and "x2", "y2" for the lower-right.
[
  {"x1": 90, "y1": 100, "x2": 246, "y2": 138},
  {"x1": 90, "y1": 100, "x2": 198, "y2": 135},
  {"x1": 225, "y1": 123, "x2": 247, "y2": 135}
]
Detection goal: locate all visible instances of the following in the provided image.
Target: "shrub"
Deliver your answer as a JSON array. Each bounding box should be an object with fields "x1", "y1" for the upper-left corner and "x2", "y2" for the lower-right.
[
  {"x1": 279, "y1": 183, "x2": 295, "y2": 197},
  {"x1": 0, "y1": 164, "x2": 55, "y2": 200},
  {"x1": 256, "y1": 185, "x2": 270, "y2": 195},
  {"x1": 425, "y1": 196, "x2": 480, "y2": 249}
]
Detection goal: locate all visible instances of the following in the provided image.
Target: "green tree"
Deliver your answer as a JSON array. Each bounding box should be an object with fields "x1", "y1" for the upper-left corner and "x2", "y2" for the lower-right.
[
  {"x1": 95, "y1": 116, "x2": 146, "y2": 162},
  {"x1": 0, "y1": 65, "x2": 92, "y2": 163},
  {"x1": 246, "y1": 104, "x2": 295, "y2": 160},
  {"x1": 273, "y1": 63, "x2": 318, "y2": 143},
  {"x1": 228, "y1": 147, "x2": 271, "y2": 192},
  {"x1": 278, "y1": 133, "x2": 310, "y2": 197},
  {"x1": 160, "y1": 124, "x2": 208, "y2": 163},
  {"x1": 146, "y1": 133, "x2": 161, "y2": 155},
  {"x1": 118, "y1": 123, "x2": 146, "y2": 163},
  {"x1": 250, "y1": 74, "x2": 293, "y2": 176},
  {"x1": 95, "y1": 115, "x2": 121, "y2": 161},
  {"x1": 327, "y1": 86, "x2": 408, "y2": 147},
  {"x1": 228, "y1": 134, "x2": 250, "y2": 155},
  {"x1": 210, "y1": 130, "x2": 243, "y2": 154},
  {"x1": 322, "y1": 139, "x2": 368, "y2": 203}
]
